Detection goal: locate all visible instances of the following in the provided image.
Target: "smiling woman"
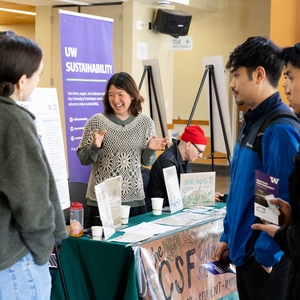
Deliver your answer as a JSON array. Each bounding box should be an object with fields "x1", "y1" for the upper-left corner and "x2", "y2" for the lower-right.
[{"x1": 77, "y1": 72, "x2": 168, "y2": 228}]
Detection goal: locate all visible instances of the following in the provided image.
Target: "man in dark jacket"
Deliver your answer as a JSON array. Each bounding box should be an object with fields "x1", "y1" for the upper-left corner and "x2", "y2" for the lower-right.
[{"x1": 147, "y1": 125, "x2": 207, "y2": 210}]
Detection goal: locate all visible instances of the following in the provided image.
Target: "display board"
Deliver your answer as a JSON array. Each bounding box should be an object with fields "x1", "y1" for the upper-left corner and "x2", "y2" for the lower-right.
[
  {"x1": 59, "y1": 9, "x2": 114, "y2": 183},
  {"x1": 18, "y1": 88, "x2": 70, "y2": 210},
  {"x1": 202, "y1": 56, "x2": 233, "y2": 156}
]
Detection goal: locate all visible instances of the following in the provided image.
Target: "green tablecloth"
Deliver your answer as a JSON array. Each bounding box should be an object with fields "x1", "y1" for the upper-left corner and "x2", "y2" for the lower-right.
[
  {"x1": 51, "y1": 236, "x2": 138, "y2": 300},
  {"x1": 51, "y1": 203, "x2": 226, "y2": 299}
]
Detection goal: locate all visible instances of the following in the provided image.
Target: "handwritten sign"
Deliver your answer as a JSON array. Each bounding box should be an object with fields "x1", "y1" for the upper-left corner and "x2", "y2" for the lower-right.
[{"x1": 180, "y1": 172, "x2": 215, "y2": 207}]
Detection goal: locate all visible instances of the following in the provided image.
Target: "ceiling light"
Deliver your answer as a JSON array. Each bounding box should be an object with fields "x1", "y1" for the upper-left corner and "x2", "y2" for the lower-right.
[
  {"x1": 56, "y1": 0, "x2": 90, "y2": 5},
  {"x1": 0, "y1": 8, "x2": 35, "y2": 16},
  {"x1": 158, "y1": 1, "x2": 171, "y2": 6}
]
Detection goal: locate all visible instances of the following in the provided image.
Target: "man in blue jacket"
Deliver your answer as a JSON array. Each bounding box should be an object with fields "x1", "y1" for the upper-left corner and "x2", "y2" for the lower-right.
[{"x1": 212, "y1": 36, "x2": 300, "y2": 300}]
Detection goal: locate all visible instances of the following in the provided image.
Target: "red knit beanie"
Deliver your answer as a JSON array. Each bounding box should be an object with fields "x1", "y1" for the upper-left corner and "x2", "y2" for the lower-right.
[{"x1": 181, "y1": 125, "x2": 207, "y2": 145}]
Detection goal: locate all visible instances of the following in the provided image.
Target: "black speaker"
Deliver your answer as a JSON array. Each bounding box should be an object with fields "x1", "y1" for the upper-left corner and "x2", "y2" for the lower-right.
[{"x1": 153, "y1": 9, "x2": 192, "y2": 38}]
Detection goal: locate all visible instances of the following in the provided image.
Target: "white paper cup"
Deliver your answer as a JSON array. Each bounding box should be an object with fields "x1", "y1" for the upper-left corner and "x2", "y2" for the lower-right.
[
  {"x1": 121, "y1": 205, "x2": 131, "y2": 225},
  {"x1": 151, "y1": 197, "x2": 164, "y2": 215},
  {"x1": 91, "y1": 226, "x2": 103, "y2": 240}
]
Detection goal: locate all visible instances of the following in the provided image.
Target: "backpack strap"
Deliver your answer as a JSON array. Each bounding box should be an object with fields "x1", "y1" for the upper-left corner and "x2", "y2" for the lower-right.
[{"x1": 255, "y1": 110, "x2": 299, "y2": 162}]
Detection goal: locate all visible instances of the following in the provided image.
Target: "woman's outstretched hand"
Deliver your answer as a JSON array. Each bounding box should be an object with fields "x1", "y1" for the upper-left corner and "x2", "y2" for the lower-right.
[
  {"x1": 148, "y1": 135, "x2": 168, "y2": 151},
  {"x1": 93, "y1": 129, "x2": 107, "y2": 148}
]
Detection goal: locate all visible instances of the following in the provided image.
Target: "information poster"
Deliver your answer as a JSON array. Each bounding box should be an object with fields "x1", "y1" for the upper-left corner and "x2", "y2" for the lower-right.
[
  {"x1": 18, "y1": 88, "x2": 70, "y2": 209},
  {"x1": 180, "y1": 172, "x2": 215, "y2": 207},
  {"x1": 59, "y1": 10, "x2": 114, "y2": 183}
]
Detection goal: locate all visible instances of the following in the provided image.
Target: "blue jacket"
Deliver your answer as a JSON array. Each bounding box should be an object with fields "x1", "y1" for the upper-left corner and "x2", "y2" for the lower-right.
[{"x1": 221, "y1": 92, "x2": 300, "y2": 267}]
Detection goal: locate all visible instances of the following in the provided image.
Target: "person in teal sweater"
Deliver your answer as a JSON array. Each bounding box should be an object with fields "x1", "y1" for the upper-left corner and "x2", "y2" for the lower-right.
[{"x1": 0, "y1": 34, "x2": 68, "y2": 300}]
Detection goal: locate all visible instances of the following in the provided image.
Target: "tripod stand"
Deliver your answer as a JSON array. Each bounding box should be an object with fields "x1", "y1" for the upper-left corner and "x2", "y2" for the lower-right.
[
  {"x1": 188, "y1": 65, "x2": 231, "y2": 170},
  {"x1": 138, "y1": 65, "x2": 168, "y2": 146}
]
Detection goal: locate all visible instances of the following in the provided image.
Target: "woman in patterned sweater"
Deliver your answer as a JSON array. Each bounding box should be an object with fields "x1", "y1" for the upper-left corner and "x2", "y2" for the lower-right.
[{"x1": 78, "y1": 72, "x2": 168, "y2": 227}]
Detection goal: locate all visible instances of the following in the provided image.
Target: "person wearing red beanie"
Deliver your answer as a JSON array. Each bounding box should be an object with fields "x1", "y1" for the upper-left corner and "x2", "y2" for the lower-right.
[
  {"x1": 180, "y1": 125, "x2": 207, "y2": 146},
  {"x1": 147, "y1": 125, "x2": 207, "y2": 210}
]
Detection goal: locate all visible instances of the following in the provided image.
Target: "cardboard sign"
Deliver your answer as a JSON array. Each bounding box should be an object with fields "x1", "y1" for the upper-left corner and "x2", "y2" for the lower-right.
[
  {"x1": 180, "y1": 172, "x2": 216, "y2": 207},
  {"x1": 163, "y1": 166, "x2": 183, "y2": 213}
]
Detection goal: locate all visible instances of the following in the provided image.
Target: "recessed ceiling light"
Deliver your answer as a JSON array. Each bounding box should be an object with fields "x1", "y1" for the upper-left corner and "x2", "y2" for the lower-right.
[
  {"x1": 0, "y1": 8, "x2": 35, "y2": 16},
  {"x1": 158, "y1": 1, "x2": 171, "y2": 6},
  {"x1": 56, "y1": 0, "x2": 90, "y2": 5}
]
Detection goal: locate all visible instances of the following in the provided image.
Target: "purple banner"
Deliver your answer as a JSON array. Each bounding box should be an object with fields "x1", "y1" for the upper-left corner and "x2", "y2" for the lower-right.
[{"x1": 59, "y1": 10, "x2": 114, "y2": 183}]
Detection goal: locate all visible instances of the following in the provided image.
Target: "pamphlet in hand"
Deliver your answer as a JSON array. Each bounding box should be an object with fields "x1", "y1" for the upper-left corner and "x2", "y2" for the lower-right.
[
  {"x1": 254, "y1": 170, "x2": 280, "y2": 225},
  {"x1": 202, "y1": 261, "x2": 236, "y2": 275}
]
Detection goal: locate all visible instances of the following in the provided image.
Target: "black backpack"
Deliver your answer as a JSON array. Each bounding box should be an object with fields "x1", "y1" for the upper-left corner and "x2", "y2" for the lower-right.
[{"x1": 253, "y1": 110, "x2": 300, "y2": 162}]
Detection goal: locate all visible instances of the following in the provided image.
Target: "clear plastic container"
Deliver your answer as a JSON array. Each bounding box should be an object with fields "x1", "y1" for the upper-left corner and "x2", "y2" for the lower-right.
[{"x1": 69, "y1": 202, "x2": 84, "y2": 237}]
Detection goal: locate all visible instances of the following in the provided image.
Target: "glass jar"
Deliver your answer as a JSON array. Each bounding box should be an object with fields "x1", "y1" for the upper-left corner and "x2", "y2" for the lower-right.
[{"x1": 69, "y1": 202, "x2": 84, "y2": 237}]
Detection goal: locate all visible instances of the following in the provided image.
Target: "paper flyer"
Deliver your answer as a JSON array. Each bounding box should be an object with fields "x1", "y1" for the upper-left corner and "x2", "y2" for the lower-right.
[
  {"x1": 163, "y1": 166, "x2": 183, "y2": 213},
  {"x1": 254, "y1": 170, "x2": 280, "y2": 225},
  {"x1": 94, "y1": 182, "x2": 115, "y2": 240},
  {"x1": 105, "y1": 176, "x2": 122, "y2": 229}
]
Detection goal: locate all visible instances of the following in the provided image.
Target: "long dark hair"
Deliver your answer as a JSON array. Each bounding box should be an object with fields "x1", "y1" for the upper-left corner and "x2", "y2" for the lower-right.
[{"x1": 0, "y1": 34, "x2": 43, "y2": 97}]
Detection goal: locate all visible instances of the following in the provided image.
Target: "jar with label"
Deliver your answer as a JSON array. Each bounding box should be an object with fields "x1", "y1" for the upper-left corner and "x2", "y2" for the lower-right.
[{"x1": 70, "y1": 202, "x2": 84, "y2": 237}]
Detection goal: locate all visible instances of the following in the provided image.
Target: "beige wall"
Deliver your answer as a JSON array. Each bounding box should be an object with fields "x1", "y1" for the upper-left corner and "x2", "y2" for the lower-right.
[
  {"x1": 122, "y1": 1, "x2": 174, "y2": 139},
  {"x1": 173, "y1": 0, "x2": 271, "y2": 137},
  {"x1": 23, "y1": 1, "x2": 275, "y2": 144},
  {"x1": 36, "y1": 6, "x2": 52, "y2": 89},
  {"x1": 270, "y1": 0, "x2": 300, "y2": 104},
  {"x1": 3, "y1": 1, "x2": 300, "y2": 168},
  {"x1": 0, "y1": 24, "x2": 35, "y2": 39}
]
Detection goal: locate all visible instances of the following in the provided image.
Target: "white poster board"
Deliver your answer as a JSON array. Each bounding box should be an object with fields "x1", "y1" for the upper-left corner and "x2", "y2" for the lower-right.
[
  {"x1": 141, "y1": 58, "x2": 168, "y2": 138},
  {"x1": 17, "y1": 88, "x2": 70, "y2": 210},
  {"x1": 105, "y1": 176, "x2": 122, "y2": 229},
  {"x1": 202, "y1": 56, "x2": 233, "y2": 156},
  {"x1": 180, "y1": 172, "x2": 216, "y2": 207},
  {"x1": 163, "y1": 166, "x2": 183, "y2": 213},
  {"x1": 95, "y1": 182, "x2": 115, "y2": 240}
]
